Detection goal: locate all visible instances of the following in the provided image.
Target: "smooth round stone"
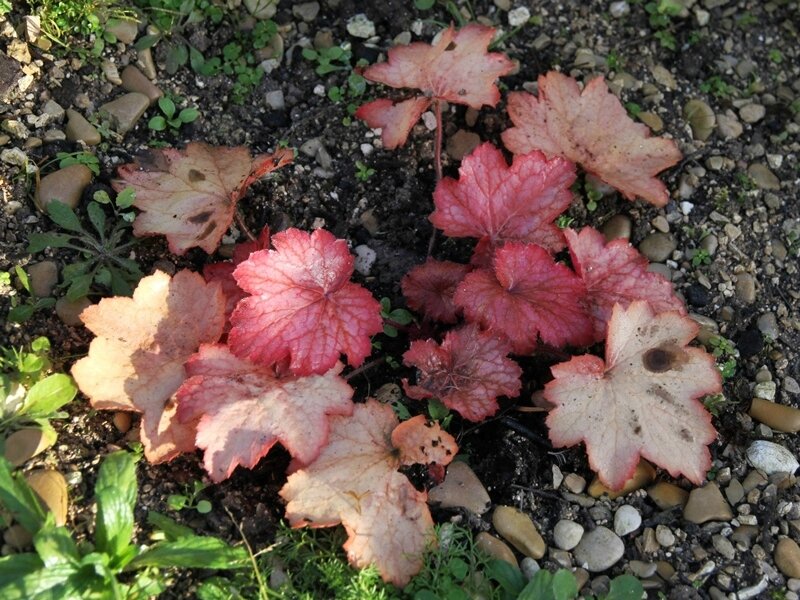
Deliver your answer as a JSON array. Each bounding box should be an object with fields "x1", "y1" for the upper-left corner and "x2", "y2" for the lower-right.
[
  {"x1": 55, "y1": 296, "x2": 92, "y2": 326},
  {"x1": 429, "y1": 461, "x2": 491, "y2": 515},
  {"x1": 476, "y1": 532, "x2": 518, "y2": 569},
  {"x1": 65, "y1": 109, "x2": 101, "y2": 146},
  {"x1": 588, "y1": 461, "x2": 656, "y2": 499},
  {"x1": 683, "y1": 99, "x2": 716, "y2": 141},
  {"x1": 735, "y1": 273, "x2": 757, "y2": 305},
  {"x1": 573, "y1": 526, "x2": 624, "y2": 572},
  {"x1": 25, "y1": 469, "x2": 68, "y2": 526},
  {"x1": 492, "y1": 505, "x2": 546, "y2": 559},
  {"x1": 446, "y1": 129, "x2": 481, "y2": 161},
  {"x1": 639, "y1": 232, "x2": 677, "y2": 262},
  {"x1": 520, "y1": 557, "x2": 540, "y2": 580},
  {"x1": 3, "y1": 524, "x2": 33, "y2": 549},
  {"x1": 614, "y1": 505, "x2": 641, "y2": 536},
  {"x1": 113, "y1": 411, "x2": 132, "y2": 433},
  {"x1": 776, "y1": 538, "x2": 800, "y2": 579},
  {"x1": 648, "y1": 481, "x2": 689, "y2": 509},
  {"x1": 554, "y1": 519, "x2": 584, "y2": 550},
  {"x1": 99, "y1": 92, "x2": 150, "y2": 135},
  {"x1": 749, "y1": 398, "x2": 800, "y2": 433},
  {"x1": 602, "y1": 214, "x2": 632, "y2": 241},
  {"x1": 4, "y1": 428, "x2": 55, "y2": 467},
  {"x1": 683, "y1": 483, "x2": 733, "y2": 524},
  {"x1": 35, "y1": 163, "x2": 92, "y2": 211},
  {"x1": 655, "y1": 525, "x2": 675, "y2": 547},
  {"x1": 27, "y1": 260, "x2": 58, "y2": 297},
  {"x1": 120, "y1": 65, "x2": 163, "y2": 105},
  {"x1": 746, "y1": 440, "x2": 800, "y2": 475}
]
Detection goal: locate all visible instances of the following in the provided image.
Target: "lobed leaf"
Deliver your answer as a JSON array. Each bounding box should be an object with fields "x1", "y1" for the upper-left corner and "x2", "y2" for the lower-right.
[{"x1": 400, "y1": 259, "x2": 470, "y2": 324}]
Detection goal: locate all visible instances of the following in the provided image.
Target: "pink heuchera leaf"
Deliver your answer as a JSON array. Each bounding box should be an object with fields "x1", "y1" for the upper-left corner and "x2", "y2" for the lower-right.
[
  {"x1": 280, "y1": 400, "x2": 457, "y2": 586},
  {"x1": 114, "y1": 143, "x2": 292, "y2": 255},
  {"x1": 229, "y1": 228, "x2": 383, "y2": 375},
  {"x1": 544, "y1": 301, "x2": 721, "y2": 491},
  {"x1": 430, "y1": 143, "x2": 576, "y2": 253},
  {"x1": 454, "y1": 242, "x2": 593, "y2": 353},
  {"x1": 403, "y1": 324, "x2": 521, "y2": 422},
  {"x1": 565, "y1": 227, "x2": 685, "y2": 342},
  {"x1": 501, "y1": 72, "x2": 682, "y2": 207},
  {"x1": 401, "y1": 259, "x2": 470, "y2": 323},
  {"x1": 356, "y1": 24, "x2": 514, "y2": 149},
  {"x1": 175, "y1": 344, "x2": 353, "y2": 482},
  {"x1": 71, "y1": 270, "x2": 225, "y2": 462},
  {"x1": 203, "y1": 227, "x2": 270, "y2": 328}
]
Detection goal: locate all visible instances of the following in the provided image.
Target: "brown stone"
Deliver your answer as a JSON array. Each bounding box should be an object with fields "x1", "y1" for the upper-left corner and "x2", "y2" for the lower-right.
[
  {"x1": 429, "y1": 461, "x2": 491, "y2": 515},
  {"x1": 4, "y1": 428, "x2": 55, "y2": 467},
  {"x1": 25, "y1": 469, "x2": 68, "y2": 526},
  {"x1": 683, "y1": 483, "x2": 733, "y2": 524},
  {"x1": 55, "y1": 296, "x2": 92, "y2": 326},
  {"x1": 775, "y1": 538, "x2": 800, "y2": 579},
  {"x1": 120, "y1": 65, "x2": 163, "y2": 105},
  {"x1": 492, "y1": 505, "x2": 546, "y2": 559},
  {"x1": 647, "y1": 482, "x2": 689, "y2": 510},
  {"x1": 35, "y1": 163, "x2": 92, "y2": 211},
  {"x1": 749, "y1": 397, "x2": 800, "y2": 433},
  {"x1": 65, "y1": 109, "x2": 101, "y2": 145},
  {"x1": 113, "y1": 412, "x2": 132, "y2": 433},
  {"x1": 475, "y1": 532, "x2": 518, "y2": 568},
  {"x1": 588, "y1": 460, "x2": 656, "y2": 499},
  {"x1": 98, "y1": 92, "x2": 150, "y2": 134}
]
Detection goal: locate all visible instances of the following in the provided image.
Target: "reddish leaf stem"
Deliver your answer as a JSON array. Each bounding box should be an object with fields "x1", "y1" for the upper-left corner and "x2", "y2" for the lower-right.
[
  {"x1": 235, "y1": 209, "x2": 257, "y2": 242},
  {"x1": 427, "y1": 100, "x2": 444, "y2": 256},
  {"x1": 344, "y1": 356, "x2": 387, "y2": 381}
]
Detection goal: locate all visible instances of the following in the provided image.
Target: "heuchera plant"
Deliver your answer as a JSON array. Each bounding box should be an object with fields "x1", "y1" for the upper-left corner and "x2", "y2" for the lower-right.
[{"x1": 66, "y1": 23, "x2": 724, "y2": 586}]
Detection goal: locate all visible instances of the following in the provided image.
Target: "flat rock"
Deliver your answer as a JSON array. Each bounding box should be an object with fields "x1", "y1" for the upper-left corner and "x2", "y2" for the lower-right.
[
  {"x1": 476, "y1": 532, "x2": 518, "y2": 568},
  {"x1": 99, "y1": 92, "x2": 150, "y2": 134},
  {"x1": 429, "y1": 461, "x2": 491, "y2": 515},
  {"x1": 65, "y1": 109, "x2": 101, "y2": 145},
  {"x1": 553, "y1": 519, "x2": 584, "y2": 550},
  {"x1": 683, "y1": 483, "x2": 733, "y2": 524},
  {"x1": 648, "y1": 481, "x2": 689, "y2": 509},
  {"x1": 716, "y1": 109, "x2": 743, "y2": 139},
  {"x1": 639, "y1": 232, "x2": 676, "y2": 262},
  {"x1": 614, "y1": 504, "x2": 641, "y2": 536},
  {"x1": 120, "y1": 65, "x2": 163, "y2": 104},
  {"x1": 35, "y1": 163, "x2": 92, "y2": 211},
  {"x1": 105, "y1": 18, "x2": 139, "y2": 44},
  {"x1": 292, "y1": 1, "x2": 320, "y2": 22},
  {"x1": 735, "y1": 273, "x2": 757, "y2": 304},
  {"x1": 25, "y1": 469, "x2": 68, "y2": 526},
  {"x1": 749, "y1": 398, "x2": 800, "y2": 433},
  {"x1": 775, "y1": 538, "x2": 800, "y2": 579},
  {"x1": 493, "y1": 505, "x2": 546, "y2": 559},
  {"x1": 746, "y1": 440, "x2": 799, "y2": 475},
  {"x1": 573, "y1": 526, "x2": 624, "y2": 572},
  {"x1": 747, "y1": 163, "x2": 780, "y2": 190},
  {"x1": 27, "y1": 260, "x2": 59, "y2": 297},
  {"x1": 683, "y1": 99, "x2": 715, "y2": 141},
  {"x1": 739, "y1": 103, "x2": 765, "y2": 124}
]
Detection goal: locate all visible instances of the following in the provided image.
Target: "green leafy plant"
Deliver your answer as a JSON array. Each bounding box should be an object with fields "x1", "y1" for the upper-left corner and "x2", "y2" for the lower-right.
[
  {"x1": 702, "y1": 393, "x2": 730, "y2": 417},
  {"x1": 355, "y1": 160, "x2": 376, "y2": 182},
  {"x1": 379, "y1": 297, "x2": 414, "y2": 338},
  {"x1": 54, "y1": 151, "x2": 101, "y2": 176},
  {"x1": 148, "y1": 96, "x2": 200, "y2": 132},
  {"x1": 0, "y1": 451, "x2": 248, "y2": 599},
  {"x1": 700, "y1": 75, "x2": 736, "y2": 100},
  {"x1": 691, "y1": 248, "x2": 711, "y2": 267},
  {"x1": 29, "y1": 0, "x2": 136, "y2": 50},
  {"x1": 167, "y1": 480, "x2": 213, "y2": 515},
  {"x1": 0, "y1": 0, "x2": 11, "y2": 15},
  {"x1": 707, "y1": 335, "x2": 738, "y2": 379},
  {"x1": 3, "y1": 266, "x2": 56, "y2": 324},
  {"x1": 303, "y1": 44, "x2": 353, "y2": 76},
  {"x1": 27, "y1": 192, "x2": 142, "y2": 301},
  {"x1": 584, "y1": 180, "x2": 603, "y2": 212},
  {"x1": 0, "y1": 337, "x2": 52, "y2": 389},
  {"x1": 768, "y1": 49, "x2": 783, "y2": 64}
]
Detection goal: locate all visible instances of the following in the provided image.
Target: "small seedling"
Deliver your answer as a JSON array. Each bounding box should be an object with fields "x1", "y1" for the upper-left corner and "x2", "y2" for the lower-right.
[
  {"x1": 355, "y1": 160, "x2": 376, "y2": 182},
  {"x1": 379, "y1": 297, "x2": 414, "y2": 337},
  {"x1": 584, "y1": 180, "x2": 603, "y2": 212},
  {"x1": 148, "y1": 96, "x2": 200, "y2": 132},
  {"x1": 303, "y1": 44, "x2": 353, "y2": 75},
  {"x1": 0, "y1": 337, "x2": 52, "y2": 389},
  {"x1": 700, "y1": 75, "x2": 737, "y2": 99},
  {"x1": 53, "y1": 151, "x2": 100, "y2": 176},
  {"x1": 168, "y1": 480, "x2": 213, "y2": 514},
  {"x1": 691, "y1": 248, "x2": 712, "y2": 267},
  {"x1": 702, "y1": 393, "x2": 730, "y2": 417},
  {"x1": 768, "y1": 49, "x2": 783, "y2": 64},
  {"x1": 427, "y1": 398, "x2": 453, "y2": 430},
  {"x1": 707, "y1": 335, "x2": 738, "y2": 379},
  {"x1": 27, "y1": 191, "x2": 142, "y2": 301},
  {"x1": 4, "y1": 266, "x2": 56, "y2": 324}
]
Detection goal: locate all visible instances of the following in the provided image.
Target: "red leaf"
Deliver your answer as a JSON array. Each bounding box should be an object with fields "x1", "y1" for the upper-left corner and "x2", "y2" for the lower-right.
[
  {"x1": 544, "y1": 301, "x2": 721, "y2": 490},
  {"x1": 114, "y1": 143, "x2": 292, "y2": 255},
  {"x1": 430, "y1": 143, "x2": 576, "y2": 253},
  {"x1": 203, "y1": 227, "x2": 270, "y2": 329},
  {"x1": 454, "y1": 242, "x2": 593, "y2": 353},
  {"x1": 229, "y1": 228, "x2": 383, "y2": 375},
  {"x1": 502, "y1": 72, "x2": 682, "y2": 207},
  {"x1": 565, "y1": 227, "x2": 685, "y2": 341},
  {"x1": 403, "y1": 324, "x2": 521, "y2": 422},
  {"x1": 401, "y1": 259, "x2": 470, "y2": 324},
  {"x1": 176, "y1": 344, "x2": 353, "y2": 482},
  {"x1": 71, "y1": 270, "x2": 225, "y2": 462},
  {"x1": 280, "y1": 400, "x2": 457, "y2": 586},
  {"x1": 354, "y1": 98, "x2": 431, "y2": 150},
  {"x1": 357, "y1": 24, "x2": 514, "y2": 148}
]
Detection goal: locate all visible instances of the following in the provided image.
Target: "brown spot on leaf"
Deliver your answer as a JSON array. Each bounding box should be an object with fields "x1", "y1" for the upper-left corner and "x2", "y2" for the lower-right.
[
  {"x1": 649, "y1": 384, "x2": 677, "y2": 407},
  {"x1": 197, "y1": 221, "x2": 217, "y2": 240},
  {"x1": 679, "y1": 428, "x2": 692, "y2": 442},
  {"x1": 643, "y1": 347, "x2": 675, "y2": 372},
  {"x1": 188, "y1": 169, "x2": 206, "y2": 182},
  {"x1": 445, "y1": 41, "x2": 457, "y2": 51},
  {"x1": 189, "y1": 211, "x2": 213, "y2": 224}
]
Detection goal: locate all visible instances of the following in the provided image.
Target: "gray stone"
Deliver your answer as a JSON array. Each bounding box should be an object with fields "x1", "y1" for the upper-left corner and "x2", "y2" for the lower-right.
[
  {"x1": 65, "y1": 109, "x2": 101, "y2": 146},
  {"x1": 639, "y1": 232, "x2": 676, "y2": 262},
  {"x1": 739, "y1": 103, "x2": 766, "y2": 124},
  {"x1": 716, "y1": 110, "x2": 743, "y2": 139},
  {"x1": 573, "y1": 526, "x2": 624, "y2": 572},
  {"x1": 429, "y1": 461, "x2": 491, "y2": 515},
  {"x1": 655, "y1": 525, "x2": 675, "y2": 547},
  {"x1": 746, "y1": 441, "x2": 799, "y2": 475},
  {"x1": 748, "y1": 163, "x2": 781, "y2": 190},
  {"x1": 602, "y1": 214, "x2": 631, "y2": 241},
  {"x1": 120, "y1": 66, "x2": 163, "y2": 104},
  {"x1": 756, "y1": 312, "x2": 779, "y2": 340},
  {"x1": 2, "y1": 119, "x2": 29, "y2": 139},
  {"x1": 99, "y1": 93, "x2": 150, "y2": 134},
  {"x1": 27, "y1": 261, "x2": 58, "y2": 297},
  {"x1": 41, "y1": 100, "x2": 65, "y2": 122},
  {"x1": 609, "y1": 1, "x2": 630, "y2": 18},
  {"x1": 353, "y1": 245, "x2": 375, "y2": 276},
  {"x1": 712, "y1": 534, "x2": 735, "y2": 560},
  {"x1": 35, "y1": 164, "x2": 92, "y2": 211},
  {"x1": 614, "y1": 505, "x2": 641, "y2": 536},
  {"x1": 683, "y1": 99, "x2": 715, "y2": 141},
  {"x1": 735, "y1": 273, "x2": 757, "y2": 305},
  {"x1": 105, "y1": 18, "x2": 139, "y2": 44},
  {"x1": 724, "y1": 479, "x2": 744, "y2": 505},
  {"x1": 754, "y1": 381, "x2": 777, "y2": 401},
  {"x1": 265, "y1": 90, "x2": 285, "y2": 110},
  {"x1": 553, "y1": 519, "x2": 584, "y2": 550},
  {"x1": 520, "y1": 557, "x2": 540, "y2": 580},
  {"x1": 42, "y1": 129, "x2": 66, "y2": 143},
  {"x1": 346, "y1": 14, "x2": 375, "y2": 39},
  {"x1": 292, "y1": 2, "x2": 320, "y2": 22}
]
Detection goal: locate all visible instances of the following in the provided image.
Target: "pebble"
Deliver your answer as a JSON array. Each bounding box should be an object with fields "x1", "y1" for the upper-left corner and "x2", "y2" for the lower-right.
[
  {"x1": 353, "y1": 244, "x2": 376, "y2": 275},
  {"x1": 746, "y1": 441, "x2": 799, "y2": 475},
  {"x1": 554, "y1": 519, "x2": 584, "y2": 550},
  {"x1": 520, "y1": 557, "x2": 540, "y2": 580},
  {"x1": 475, "y1": 532, "x2": 518, "y2": 568},
  {"x1": 265, "y1": 90, "x2": 285, "y2": 111},
  {"x1": 648, "y1": 481, "x2": 689, "y2": 509},
  {"x1": 756, "y1": 312, "x2": 779, "y2": 340},
  {"x1": 750, "y1": 399, "x2": 800, "y2": 433},
  {"x1": 563, "y1": 473, "x2": 586, "y2": 494},
  {"x1": 65, "y1": 109, "x2": 101, "y2": 146},
  {"x1": 735, "y1": 273, "x2": 757, "y2": 305},
  {"x1": 55, "y1": 296, "x2": 92, "y2": 326},
  {"x1": 712, "y1": 534, "x2": 735, "y2": 560},
  {"x1": 776, "y1": 538, "x2": 800, "y2": 578},
  {"x1": 346, "y1": 14, "x2": 375, "y2": 39},
  {"x1": 105, "y1": 18, "x2": 139, "y2": 44},
  {"x1": 428, "y1": 461, "x2": 491, "y2": 515},
  {"x1": 725, "y1": 479, "x2": 744, "y2": 505},
  {"x1": 446, "y1": 130, "x2": 481, "y2": 161},
  {"x1": 639, "y1": 232, "x2": 677, "y2": 262},
  {"x1": 573, "y1": 526, "x2": 624, "y2": 572},
  {"x1": 1, "y1": 147, "x2": 29, "y2": 167},
  {"x1": 650, "y1": 65, "x2": 676, "y2": 90},
  {"x1": 614, "y1": 505, "x2": 641, "y2": 536},
  {"x1": 683, "y1": 483, "x2": 733, "y2": 524},
  {"x1": 507, "y1": 7, "x2": 530, "y2": 27},
  {"x1": 747, "y1": 163, "x2": 780, "y2": 191},
  {"x1": 113, "y1": 411, "x2": 132, "y2": 433},
  {"x1": 637, "y1": 112, "x2": 663, "y2": 132},
  {"x1": 731, "y1": 524, "x2": 759, "y2": 548},
  {"x1": 492, "y1": 505, "x2": 546, "y2": 559},
  {"x1": 4, "y1": 428, "x2": 55, "y2": 466},
  {"x1": 99, "y1": 92, "x2": 150, "y2": 134},
  {"x1": 786, "y1": 378, "x2": 800, "y2": 395},
  {"x1": 754, "y1": 381, "x2": 776, "y2": 401},
  {"x1": 739, "y1": 103, "x2": 766, "y2": 124},
  {"x1": 3, "y1": 524, "x2": 32, "y2": 550},
  {"x1": 602, "y1": 214, "x2": 631, "y2": 241},
  {"x1": 42, "y1": 129, "x2": 66, "y2": 143},
  {"x1": 25, "y1": 469, "x2": 68, "y2": 526},
  {"x1": 292, "y1": 2, "x2": 320, "y2": 22},
  {"x1": 655, "y1": 525, "x2": 676, "y2": 547},
  {"x1": 2, "y1": 119, "x2": 29, "y2": 139},
  {"x1": 41, "y1": 99, "x2": 65, "y2": 122},
  {"x1": 35, "y1": 163, "x2": 92, "y2": 211},
  {"x1": 609, "y1": 1, "x2": 630, "y2": 18},
  {"x1": 120, "y1": 65, "x2": 163, "y2": 104},
  {"x1": 27, "y1": 260, "x2": 59, "y2": 297},
  {"x1": 683, "y1": 99, "x2": 716, "y2": 141},
  {"x1": 588, "y1": 461, "x2": 656, "y2": 499},
  {"x1": 716, "y1": 109, "x2": 743, "y2": 139},
  {"x1": 136, "y1": 47, "x2": 157, "y2": 79}
]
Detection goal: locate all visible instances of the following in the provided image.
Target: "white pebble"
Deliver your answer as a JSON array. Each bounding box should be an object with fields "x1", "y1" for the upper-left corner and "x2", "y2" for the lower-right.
[
  {"x1": 354, "y1": 245, "x2": 376, "y2": 276},
  {"x1": 346, "y1": 14, "x2": 375, "y2": 39},
  {"x1": 520, "y1": 557, "x2": 540, "y2": 580},
  {"x1": 680, "y1": 201, "x2": 695, "y2": 215},
  {"x1": 508, "y1": 7, "x2": 530, "y2": 27},
  {"x1": 313, "y1": 84, "x2": 326, "y2": 97},
  {"x1": 553, "y1": 519, "x2": 584, "y2": 550},
  {"x1": 614, "y1": 505, "x2": 641, "y2": 536},
  {"x1": 422, "y1": 111, "x2": 437, "y2": 131},
  {"x1": 360, "y1": 143, "x2": 374, "y2": 157},
  {"x1": 746, "y1": 441, "x2": 799, "y2": 475}
]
